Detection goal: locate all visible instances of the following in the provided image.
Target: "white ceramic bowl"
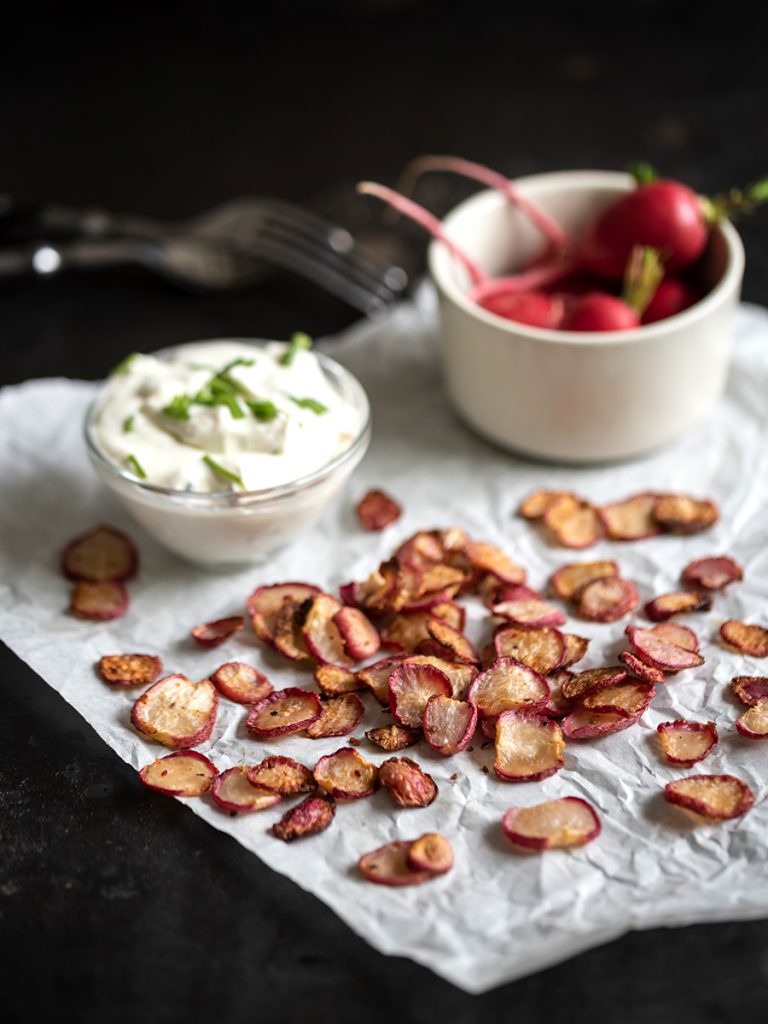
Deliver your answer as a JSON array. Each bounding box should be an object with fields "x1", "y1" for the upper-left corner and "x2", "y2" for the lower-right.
[
  {"x1": 428, "y1": 170, "x2": 744, "y2": 463},
  {"x1": 85, "y1": 341, "x2": 371, "y2": 568}
]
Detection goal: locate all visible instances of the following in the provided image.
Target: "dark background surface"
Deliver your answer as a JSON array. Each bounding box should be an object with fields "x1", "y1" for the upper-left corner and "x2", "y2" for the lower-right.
[{"x1": 2, "y1": 2, "x2": 768, "y2": 1022}]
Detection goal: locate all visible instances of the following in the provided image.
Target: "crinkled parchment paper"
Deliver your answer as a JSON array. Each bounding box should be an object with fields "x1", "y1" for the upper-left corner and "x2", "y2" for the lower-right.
[{"x1": 1, "y1": 293, "x2": 767, "y2": 993}]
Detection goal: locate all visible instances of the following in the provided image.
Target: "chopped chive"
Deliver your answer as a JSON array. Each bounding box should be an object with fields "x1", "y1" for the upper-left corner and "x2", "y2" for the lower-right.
[
  {"x1": 203, "y1": 454, "x2": 244, "y2": 489},
  {"x1": 111, "y1": 352, "x2": 141, "y2": 375},
  {"x1": 163, "y1": 394, "x2": 192, "y2": 420},
  {"x1": 122, "y1": 414, "x2": 135, "y2": 433},
  {"x1": 247, "y1": 398, "x2": 279, "y2": 422},
  {"x1": 126, "y1": 454, "x2": 147, "y2": 480},
  {"x1": 290, "y1": 395, "x2": 328, "y2": 415},
  {"x1": 219, "y1": 357, "x2": 255, "y2": 375},
  {"x1": 279, "y1": 332, "x2": 312, "y2": 367}
]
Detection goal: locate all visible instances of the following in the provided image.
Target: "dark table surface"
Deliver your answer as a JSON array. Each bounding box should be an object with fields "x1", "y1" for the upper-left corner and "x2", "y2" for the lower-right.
[{"x1": 3, "y1": 3, "x2": 768, "y2": 1022}]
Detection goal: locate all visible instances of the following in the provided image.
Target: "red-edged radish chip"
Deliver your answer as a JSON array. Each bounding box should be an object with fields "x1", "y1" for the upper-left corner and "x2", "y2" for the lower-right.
[
  {"x1": 379, "y1": 756, "x2": 437, "y2": 807},
  {"x1": 332, "y1": 606, "x2": 380, "y2": 660},
  {"x1": 357, "y1": 654, "x2": 405, "y2": 704},
  {"x1": 653, "y1": 494, "x2": 718, "y2": 534},
  {"x1": 664, "y1": 774, "x2": 754, "y2": 820},
  {"x1": 518, "y1": 489, "x2": 569, "y2": 520},
  {"x1": 380, "y1": 611, "x2": 435, "y2": 652},
  {"x1": 561, "y1": 666, "x2": 627, "y2": 702},
  {"x1": 402, "y1": 655, "x2": 477, "y2": 700},
  {"x1": 131, "y1": 674, "x2": 218, "y2": 749},
  {"x1": 423, "y1": 694, "x2": 477, "y2": 755},
  {"x1": 490, "y1": 598, "x2": 566, "y2": 628},
  {"x1": 582, "y1": 679, "x2": 655, "y2": 718},
  {"x1": 480, "y1": 716, "x2": 498, "y2": 739},
  {"x1": 681, "y1": 556, "x2": 743, "y2": 591},
  {"x1": 599, "y1": 493, "x2": 661, "y2": 541},
  {"x1": 485, "y1": 584, "x2": 543, "y2": 609},
  {"x1": 645, "y1": 591, "x2": 711, "y2": 621},
  {"x1": 542, "y1": 670, "x2": 574, "y2": 719},
  {"x1": 468, "y1": 657, "x2": 549, "y2": 718},
  {"x1": 577, "y1": 577, "x2": 639, "y2": 622},
  {"x1": 247, "y1": 582, "x2": 321, "y2": 645},
  {"x1": 306, "y1": 694, "x2": 365, "y2": 739},
  {"x1": 61, "y1": 524, "x2": 138, "y2": 582},
  {"x1": 359, "y1": 840, "x2": 434, "y2": 886},
  {"x1": 211, "y1": 662, "x2": 272, "y2": 704},
  {"x1": 543, "y1": 495, "x2": 603, "y2": 548},
  {"x1": 463, "y1": 541, "x2": 526, "y2": 585},
  {"x1": 211, "y1": 766, "x2": 282, "y2": 813},
  {"x1": 246, "y1": 755, "x2": 315, "y2": 795},
  {"x1": 139, "y1": 750, "x2": 217, "y2": 797},
  {"x1": 493, "y1": 625, "x2": 566, "y2": 675},
  {"x1": 650, "y1": 621, "x2": 700, "y2": 652},
  {"x1": 619, "y1": 650, "x2": 666, "y2": 684},
  {"x1": 502, "y1": 797, "x2": 601, "y2": 850},
  {"x1": 557, "y1": 635, "x2": 588, "y2": 671},
  {"x1": 425, "y1": 619, "x2": 479, "y2": 664},
  {"x1": 273, "y1": 598, "x2": 313, "y2": 661},
  {"x1": 314, "y1": 664, "x2": 364, "y2": 696},
  {"x1": 246, "y1": 687, "x2": 322, "y2": 738},
  {"x1": 191, "y1": 615, "x2": 244, "y2": 647},
  {"x1": 626, "y1": 626, "x2": 704, "y2": 670},
  {"x1": 99, "y1": 653, "x2": 162, "y2": 687},
  {"x1": 407, "y1": 833, "x2": 453, "y2": 874},
  {"x1": 313, "y1": 747, "x2": 378, "y2": 799},
  {"x1": 657, "y1": 720, "x2": 719, "y2": 766},
  {"x1": 71, "y1": 580, "x2": 129, "y2": 621},
  {"x1": 365, "y1": 723, "x2": 420, "y2": 752},
  {"x1": 430, "y1": 600, "x2": 466, "y2": 631},
  {"x1": 302, "y1": 593, "x2": 355, "y2": 668},
  {"x1": 720, "y1": 620, "x2": 768, "y2": 658},
  {"x1": 494, "y1": 711, "x2": 564, "y2": 782},
  {"x1": 549, "y1": 560, "x2": 619, "y2": 601},
  {"x1": 562, "y1": 707, "x2": 643, "y2": 740},
  {"x1": 388, "y1": 662, "x2": 451, "y2": 727},
  {"x1": 356, "y1": 489, "x2": 402, "y2": 530},
  {"x1": 272, "y1": 792, "x2": 336, "y2": 842},
  {"x1": 735, "y1": 699, "x2": 768, "y2": 739},
  {"x1": 731, "y1": 675, "x2": 768, "y2": 707}
]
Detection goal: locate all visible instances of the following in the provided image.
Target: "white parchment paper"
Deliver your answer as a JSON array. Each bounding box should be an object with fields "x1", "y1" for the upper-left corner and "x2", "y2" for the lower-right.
[{"x1": 2, "y1": 294, "x2": 768, "y2": 993}]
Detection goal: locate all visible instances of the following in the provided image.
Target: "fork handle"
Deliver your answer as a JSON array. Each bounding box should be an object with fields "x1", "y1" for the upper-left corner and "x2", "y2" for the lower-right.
[{"x1": 0, "y1": 238, "x2": 145, "y2": 277}]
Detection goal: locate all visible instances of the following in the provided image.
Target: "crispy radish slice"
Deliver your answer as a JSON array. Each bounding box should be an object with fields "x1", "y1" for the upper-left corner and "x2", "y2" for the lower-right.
[
  {"x1": 582, "y1": 679, "x2": 655, "y2": 718},
  {"x1": 645, "y1": 591, "x2": 711, "y2": 621},
  {"x1": 211, "y1": 767, "x2": 282, "y2": 813},
  {"x1": 246, "y1": 687, "x2": 322, "y2": 738},
  {"x1": 626, "y1": 626, "x2": 705, "y2": 671},
  {"x1": 314, "y1": 747, "x2": 378, "y2": 799},
  {"x1": 577, "y1": 577, "x2": 639, "y2": 622},
  {"x1": 394, "y1": 528, "x2": 443, "y2": 573},
  {"x1": 720, "y1": 620, "x2": 768, "y2": 658},
  {"x1": 560, "y1": 633, "x2": 590, "y2": 668},
  {"x1": 664, "y1": 774, "x2": 754, "y2": 820},
  {"x1": 425, "y1": 619, "x2": 479, "y2": 664},
  {"x1": 380, "y1": 611, "x2": 435, "y2": 652},
  {"x1": 303, "y1": 594, "x2": 355, "y2": 668},
  {"x1": 502, "y1": 797, "x2": 601, "y2": 850},
  {"x1": 518, "y1": 489, "x2": 569, "y2": 519},
  {"x1": 735, "y1": 699, "x2": 768, "y2": 739},
  {"x1": 654, "y1": 494, "x2": 718, "y2": 534},
  {"x1": 357, "y1": 654, "x2": 405, "y2": 703},
  {"x1": 463, "y1": 541, "x2": 526, "y2": 585},
  {"x1": 493, "y1": 626, "x2": 566, "y2": 675},
  {"x1": 379, "y1": 756, "x2": 437, "y2": 807},
  {"x1": 139, "y1": 750, "x2": 217, "y2": 797},
  {"x1": 356, "y1": 489, "x2": 402, "y2": 530},
  {"x1": 333, "y1": 606, "x2": 381, "y2": 660},
  {"x1": 315, "y1": 664, "x2": 364, "y2": 696},
  {"x1": 407, "y1": 833, "x2": 453, "y2": 874},
  {"x1": 404, "y1": 655, "x2": 476, "y2": 700},
  {"x1": 469, "y1": 657, "x2": 549, "y2": 718},
  {"x1": 246, "y1": 582, "x2": 321, "y2": 645},
  {"x1": 61, "y1": 524, "x2": 138, "y2": 582},
  {"x1": 599, "y1": 493, "x2": 661, "y2": 541},
  {"x1": 272, "y1": 793, "x2": 336, "y2": 842},
  {"x1": 359, "y1": 840, "x2": 434, "y2": 886},
  {"x1": 619, "y1": 650, "x2": 666, "y2": 684},
  {"x1": 71, "y1": 580, "x2": 129, "y2": 621},
  {"x1": 544, "y1": 495, "x2": 603, "y2": 548},
  {"x1": 650, "y1": 621, "x2": 700, "y2": 652},
  {"x1": 494, "y1": 711, "x2": 564, "y2": 782},
  {"x1": 99, "y1": 653, "x2": 162, "y2": 687},
  {"x1": 273, "y1": 598, "x2": 312, "y2": 661},
  {"x1": 366, "y1": 723, "x2": 420, "y2": 751},
  {"x1": 423, "y1": 694, "x2": 477, "y2": 755},
  {"x1": 657, "y1": 720, "x2": 719, "y2": 766},
  {"x1": 480, "y1": 716, "x2": 498, "y2": 739},
  {"x1": 191, "y1": 615, "x2": 244, "y2": 648},
  {"x1": 562, "y1": 707, "x2": 643, "y2": 740},
  {"x1": 561, "y1": 666, "x2": 627, "y2": 702},
  {"x1": 486, "y1": 584, "x2": 543, "y2": 610},
  {"x1": 490, "y1": 598, "x2": 566, "y2": 628},
  {"x1": 388, "y1": 662, "x2": 451, "y2": 727},
  {"x1": 247, "y1": 755, "x2": 315, "y2": 795},
  {"x1": 731, "y1": 675, "x2": 768, "y2": 707},
  {"x1": 131, "y1": 674, "x2": 218, "y2": 748},
  {"x1": 211, "y1": 662, "x2": 272, "y2": 704},
  {"x1": 306, "y1": 694, "x2": 365, "y2": 739},
  {"x1": 681, "y1": 556, "x2": 743, "y2": 591},
  {"x1": 549, "y1": 560, "x2": 619, "y2": 601},
  {"x1": 431, "y1": 601, "x2": 466, "y2": 631},
  {"x1": 542, "y1": 670, "x2": 573, "y2": 719}
]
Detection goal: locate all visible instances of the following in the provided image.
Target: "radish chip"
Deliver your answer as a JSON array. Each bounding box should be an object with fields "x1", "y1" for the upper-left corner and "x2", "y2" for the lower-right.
[
  {"x1": 247, "y1": 755, "x2": 315, "y2": 795},
  {"x1": 518, "y1": 490, "x2": 568, "y2": 519},
  {"x1": 380, "y1": 612, "x2": 436, "y2": 652},
  {"x1": 357, "y1": 654, "x2": 405, "y2": 703},
  {"x1": 735, "y1": 699, "x2": 768, "y2": 739},
  {"x1": 650, "y1": 621, "x2": 700, "y2": 652},
  {"x1": 306, "y1": 694, "x2": 365, "y2": 739},
  {"x1": 246, "y1": 687, "x2": 322, "y2": 738},
  {"x1": 379, "y1": 756, "x2": 437, "y2": 807},
  {"x1": 681, "y1": 556, "x2": 743, "y2": 591},
  {"x1": 550, "y1": 560, "x2": 619, "y2": 601},
  {"x1": 542, "y1": 670, "x2": 573, "y2": 719},
  {"x1": 425, "y1": 619, "x2": 479, "y2": 664},
  {"x1": 191, "y1": 615, "x2": 244, "y2": 647},
  {"x1": 247, "y1": 582, "x2": 321, "y2": 645},
  {"x1": 490, "y1": 598, "x2": 565, "y2": 628},
  {"x1": 211, "y1": 662, "x2": 272, "y2": 704},
  {"x1": 645, "y1": 591, "x2": 711, "y2": 621},
  {"x1": 131, "y1": 674, "x2": 218, "y2": 748},
  {"x1": 273, "y1": 598, "x2": 313, "y2": 661},
  {"x1": 582, "y1": 679, "x2": 655, "y2": 718},
  {"x1": 626, "y1": 626, "x2": 704, "y2": 671},
  {"x1": 619, "y1": 650, "x2": 666, "y2": 684},
  {"x1": 423, "y1": 694, "x2": 477, "y2": 755},
  {"x1": 356, "y1": 489, "x2": 402, "y2": 530},
  {"x1": 560, "y1": 633, "x2": 590, "y2": 668},
  {"x1": 577, "y1": 576, "x2": 639, "y2": 622},
  {"x1": 359, "y1": 840, "x2": 434, "y2": 887},
  {"x1": 314, "y1": 664, "x2": 364, "y2": 696},
  {"x1": 303, "y1": 594, "x2": 355, "y2": 668},
  {"x1": 61, "y1": 524, "x2": 138, "y2": 582},
  {"x1": 599, "y1": 493, "x2": 660, "y2": 541},
  {"x1": 407, "y1": 833, "x2": 453, "y2": 874},
  {"x1": 720, "y1": 620, "x2": 768, "y2": 658},
  {"x1": 731, "y1": 675, "x2": 768, "y2": 707},
  {"x1": 314, "y1": 747, "x2": 378, "y2": 799},
  {"x1": 493, "y1": 625, "x2": 566, "y2": 675},
  {"x1": 99, "y1": 653, "x2": 162, "y2": 687},
  {"x1": 657, "y1": 720, "x2": 719, "y2": 766},
  {"x1": 272, "y1": 793, "x2": 336, "y2": 842},
  {"x1": 653, "y1": 494, "x2": 718, "y2": 534},
  {"x1": 664, "y1": 774, "x2": 754, "y2": 820},
  {"x1": 562, "y1": 707, "x2": 643, "y2": 739},
  {"x1": 332, "y1": 606, "x2": 380, "y2": 660},
  {"x1": 211, "y1": 767, "x2": 282, "y2": 813},
  {"x1": 469, "y1": 657, "x2": 549, "y2": 717},
  {"x1": 365, "y1": 723, "x2": 420, "y2": 752},
  {"x1": 502, "y1": 797, "x2": 601, "y2": 851},
  {"x1": 463, "y1": 541, "x2": 526, "y2": 585},
  {"x1": 402, "y1": 655, "x2": 477, "y2": 700},
  {"x1": 561, "y1": 666, "x2": 627, "y2": 702},
  {"x1": 388, "y1": 662, "x2": 451, "y2": 727},
  {"x1": 543, "y1": 494, "x2": 603, "y2": 548},
  {"x1": 494, "y1": 711, "x2": 564, "y2": 782},
  {"x1": 139, "y1": 750, "x2": 217, "y2": 797},
  {"x1": 71, "y1": 581, "x2": 129, "y2": 621}
]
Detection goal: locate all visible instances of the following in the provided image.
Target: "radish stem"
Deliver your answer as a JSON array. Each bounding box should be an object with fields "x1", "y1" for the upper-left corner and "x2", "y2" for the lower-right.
[
  {"x1": 622, "y1": 246, "x2": 664, "y2": 315},
  {"x1": 469, "y1": 257, "x2": 581, "y2": 304}
]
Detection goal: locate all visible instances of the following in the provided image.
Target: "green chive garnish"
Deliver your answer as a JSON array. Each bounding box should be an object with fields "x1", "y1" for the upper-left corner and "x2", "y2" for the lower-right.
[
  {"x1": 203, "y1": 454, "x2": 244, "y2": 489},
  {"x1": 219, "y1": 357, "x2": 255, "y2": 375},
  {"x1": 247, "y1": 398, "x2": 279, "y2": 422},
  {"x1": 279, "y1": 332, "x2": 312, "y2": 367},
  {"x1": 111, "y1": 352, "x2": 141, "y2": 375},
  {"x1": 163, "y1": 394, "x2": 192, "y2": 420},
  {"x1": 122, "y1": 414, "x2": 135, "y2": 433},
  {"x1": 126, "y1": 454, "x2": 147, "y2": 479},
  {"x1": 290, "y1": 395, "x2": 328, "y2": 415}
]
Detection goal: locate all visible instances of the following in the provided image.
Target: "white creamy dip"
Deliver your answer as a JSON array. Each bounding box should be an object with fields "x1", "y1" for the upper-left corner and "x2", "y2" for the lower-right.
[{"x1": 93, "y1": 338, "x2": 362, "y2": 492}]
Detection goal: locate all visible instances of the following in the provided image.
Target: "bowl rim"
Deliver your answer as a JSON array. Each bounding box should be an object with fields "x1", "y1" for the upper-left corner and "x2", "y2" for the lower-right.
[
  {"x1": 428, "y1": 169, "x2": 745, "y2": 345},
  {"x1": 84, "y1": 338, "x2": 372, "y2": 505}
]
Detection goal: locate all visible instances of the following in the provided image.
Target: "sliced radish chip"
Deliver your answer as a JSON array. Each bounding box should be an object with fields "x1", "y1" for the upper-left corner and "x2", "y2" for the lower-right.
[
  {"x1": 490, "y1": 598, "x2": 566, "y2": 628},
  {"x1": 561, "y1": 666, "x2": 627, "y2": 702},
  {"x1": 247, "y1": 582, "x2": 321, "y2": 645},
  {"x1": 576, "y1": 576, "x2": 639, "y2": 622},
  {"x1": 425, "y1": 619, "x2": 479, "y2": 664},
  {"x1": 494, "y1": 711, "x2": 565, "y2": 782},
  {"x1": 303, "y1": 594, "x2": 355, "y2": 668},
  {"x1": 356, "y1": 560, "x2": 405, "y2": 616},
  {"x1": 191, "y1": 615, "x2": 244, "y2": 648},
  {"x1": 626, "y1": 626, "x2": 705, "y2": 671},
  {"x1": 410, "y1": 563, "x2": 466, "y2": 603},
  {"x1": 313, "y1": 747, "x2": 378, "y2": 799},
  {"x1": 357, "y1": 654, "x2": 405, "y2": 704},
  {"x1": 131, "y1": 674, "x2": 218, "y2": 748},
  {"x1": 379, "y1": 756, "x2": 437, "y2": 807},
  {"x1": 211, "y1": 766, "x2": 283, "y2": 813},
  {"x1": 306, "y1": 693, "x2": 365, "y2": 739},
  {"x1": 664, "y1": 774, "x2": 754, "y2": 820},
  {"x1": 561, "y1": 707, "x2": 643, "y2": 739},
  {"x1": 619, "y1": 650, "x2": 666, "y2": 684},
  {"x1": 333, "y1": 606, "x2": 381, "y2": 660},
  {"x1": 273, "y1": 597, "x2": 313, "y2": 661},
  {"x1": 653, "y1": 494, "x2": 719, "y2": 534},
  {"x1": 681, "y1": 556, "x2": 743, "y2": 591},
  {"x1": 359, "y1": 840, "x2": 434, "y2": 886},
  {"x1": 543, "y1": 494, "x2": 603, "y2": 548},
  {"x1": 272, "y1": 792, "x2": 336, "y2": 842},
  {"x1": 549, "y1": 560, "x2": 619, "y2": 601},
  {"x1": 246, "y1": 755, "x2": 316, "y2": 795},
  {"x1": 735, "y1": 699, "x2": 768, "y2": 739},
  {"x1": 463, "y1": 541, "x2": 526, "y2": 585},
  {"x1": 599, "y1": 493, "x2": 661, "y2": 541},
  {"x1": 407, "y1": 833, "x2": 453, "y2": 874},
  {"x1": 542, "y1": 670, "x2": 574, "y2": 719},
  {"x1": 211, "y1": 662, "x2": 272, "y2": 704},
  {"x1": 423, "y1": 694, "x2": 477, "y2": 755},
  {"x1": 731, "y1": 675, "x2": 768, "y2": 707},
  {"x1": 493, "y1": 625, "x2": 566, "y2": 675},
  {"x1": 480, "y1": 716, "x2": 498, "y2": 739},
  {"x1": 71, "y1": 580, "x2": 130, "y2": 621},
  {"x1": 246, "y1": 687, "x2": 322, "y2": 738},
  {"x1": 645, "y1": 591, "x2": 711, "y2": 621},
  {"x1": 139, "y1": 750, "x2": 218, "y2": 797},
  {"x1": 650, "y1": 621, "x2": 700, "y2": 652},
  {"x1": 314, "y1": 664, "x2": 364, "y2": 696},
  {"x1": 502, "y1": 797, "x2": 601, "y2": 850},
  {"x1": 394, "y1": 529, "x2": 444, "y2": 571},
  {"x1": 430, "y1": 600, "x2": 466, "y2": 631},
  {"x1": 486, "y1": 584, "x2": 543, "y2": 609},
  {"x1": 365, "y1": 723, "x2": 420, "y2": 751},
  {"x1": 61, "y1": 524, "x2": 138, "y2": 582},
  {"x1": 720, "y1": 620, "x2": 768, "y2": 658},
  {"x1": 388, "y1": 662, "x2": 451, "y2": 727},
  {"x1": 518, "y1": 489, "x2": 569, "y2": 519},
  {"x1": 356, "y1": 489, "x2": 402, "y2": 530},
  {"x1": 468, "y1": 657, "x2": 549, "y2": 717},
  {"x1": 380, "y1": 611, "x2": 436, "y2": 652},
  {"x1": 99, "y1": 653, "x2": 162, "y2": 687},
  {"x1": 560, "y1": 633, "x2": 590, "y2": 668},
  {"x1": 402, "y1": 655, "x2": 477, "y2": 700},
  {"x1": 582, "y1": 679, "x2": 655, "y2": 718},
  {"x1": 657, "y1": 720, "x2": 719, "y2": 766}
]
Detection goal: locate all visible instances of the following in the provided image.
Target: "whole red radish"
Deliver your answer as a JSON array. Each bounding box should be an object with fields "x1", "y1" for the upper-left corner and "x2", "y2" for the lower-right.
[
  {"x1": 561, "y1": 293, "x2": 640, "y2": 332},
  {"x1": 478, "y1": 290, "x2": 564, "y2": 328},
  {"x1": 642, "y1": 278, "x2": 701, "y2": 324}
]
